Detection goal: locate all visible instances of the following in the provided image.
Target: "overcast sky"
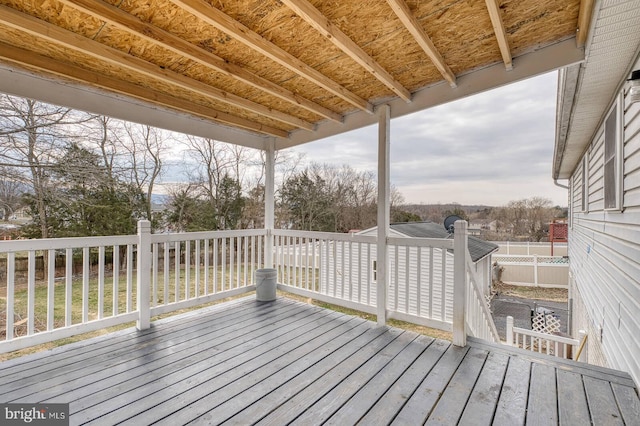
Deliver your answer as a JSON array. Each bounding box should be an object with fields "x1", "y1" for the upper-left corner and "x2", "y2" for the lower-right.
[{"x1": 287, "y1": 71, "x2": 568, "y2": 207}]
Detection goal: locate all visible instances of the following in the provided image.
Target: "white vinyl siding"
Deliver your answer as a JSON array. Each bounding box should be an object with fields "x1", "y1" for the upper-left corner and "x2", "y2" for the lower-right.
[
  {"x1": 568, "y1": 63, "x2": 640, "y2": 386},
  {"x1": 581, "y1": 155, "x2": 589, "y2": 212}
]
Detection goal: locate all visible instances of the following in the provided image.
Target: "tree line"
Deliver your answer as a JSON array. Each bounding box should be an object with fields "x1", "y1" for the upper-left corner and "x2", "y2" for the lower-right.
[{"x1": 0, "y1": 95, "x2": 416, "y2": 238}]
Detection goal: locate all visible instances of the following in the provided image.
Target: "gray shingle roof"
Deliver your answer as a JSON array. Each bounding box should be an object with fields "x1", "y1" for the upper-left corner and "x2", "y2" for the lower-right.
[{"x1": 389, "y1": 221, "x2": 498, "y2": 263}]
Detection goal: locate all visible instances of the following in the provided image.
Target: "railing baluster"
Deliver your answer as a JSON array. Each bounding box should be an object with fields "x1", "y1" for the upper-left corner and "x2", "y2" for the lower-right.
[
  {"x1": 113, "y1": 245, "x2": 120, "y2": 315},
  {"x1": 98, "y1": 246, "x2": 105, "y2": 320},
  {"x1": 213, "y1": 238, "x2": 219, "y2": 293},
  {"x1": 195, "y1": 239, "x2": 201, "y2": 298},
  {"x1": 6, "y1": 252, "x2": 15, "y2": 340},
  {"x1": 221, "y1": 238, "x2": 227, "y2": 291},
  {"x1": 229, "y1": 237, "x2": 235, "y2": 289},
  {"x1": 152, "y1": 243, "x2": 158, "y2": 307},
  {"x1": 236, "y1": 237, "x2": 241, "y2": 288},
  {"x1": 174, "y1": 241, "x2": 180, "y2": 302},
  {"x1": 47, "y1": 249, "x2": 55, "y2": 331},
  {"x1": 244, "y1": 236, "x2": 249, "y2": 287},
  {"x1": 83, "y1": 247, "x2": 89, "y2": 323},
  {"x1": 204, "y1": 239, "x2": 209, "y2": 295},
  {"x1": 163, "y1": 242, "x2": 169, "y2": 304},
  {"x1": 185, "y1": 240, "x2": 190, "y2": 299},
  {"x1": 66, "y1": 248, "x2": 73, "y2": 325},
  {"x1": 127, "y1": 244, "x2": 133, "y2": 311},
  {"x1": 26, "y1": 251, "x2": 35, "y2": 335}
]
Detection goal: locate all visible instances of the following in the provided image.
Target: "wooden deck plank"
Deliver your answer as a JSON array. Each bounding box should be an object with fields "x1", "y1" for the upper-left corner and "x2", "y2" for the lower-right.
[
  {"x1": 256, "y1": 327, "x2": 405, "y2": 425},
  {"x1": 288, "y1": 331, "x2": 418, "y2": 425},
  {"x1": 6, "y1": 301, "x2": 302, "y2": 402},
  {"x1": 468, "y1": 337, "x2": 636, "y2": 387},
  {"x1": 224, "y1": 325, "x2": 390, "y2": 425},
  {"x1": 492, "y1": 356, "x2": 531, "y2": 426},
  {"x1": 0, "y1": 297, "x2": 263, "y2": 386},
  {"x1": 526, "y1": 363, "x2": 558, "y2": 425},
  {"x1": 35, "y1": 302, "x2": 313, "y2": 407},
  {"x1": 0, "y1": 296, "x2": 259, "y2": 376},
  {"x1": 458, "y1": 351, "x2": 509, "y2": 425},
  {"x1": 193, "y1": 321, "x2": 380, "y2": 425},
  {"x1": 0, "y1": 297, "x2": 638, "y2": 426},
  {"x1": 425, "y1": 347, "x2": 489, "y2": 425},
  {"x1": 154, "y1": 316, "x2": 370, "y2": 424},
  {"x1": 78, "y1": 306, "x2": 344, "y2": 424},
  {"x1": 324, "y1": 334, "x2": 434, "y2": 425},
  {"x1": 611, "y1": 382, "x2": 640, "y2": 425},
  {"x1": 583, "y1": 376, "x2": 624, "y2": 425},
  {"x1": 557, "y1": 370, "x2": 591, "y2": 426},
  {"x1": 9, "y1": 301, "x2": 303, "y2": 402},
  {"x1": 391, "y1": 344, "x2": 470, "y2": 425},
  {"x1": 357, "y1": 338, "x2": 451, "y2": 425}
]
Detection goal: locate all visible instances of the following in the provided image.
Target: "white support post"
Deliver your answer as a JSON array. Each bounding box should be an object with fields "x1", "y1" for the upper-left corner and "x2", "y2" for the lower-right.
[
  {"x1": 453, "y1": 220, "x2": 468, "y2": 346},
  {"x1": 137, "y1": 220, "x2": 151, "y2": 330},
  {"x1": 533, "y1": 254, "x2": 539, "y2": 286},
  {"x1": 376, "y1": 104, "x2": 391, "y2": 326},
  {"x1": 506, "y1": 315, "x2": 514, "y2": 346},
  {"x1": 264, "y1": 138, "x2": 275, "y2": 269}
]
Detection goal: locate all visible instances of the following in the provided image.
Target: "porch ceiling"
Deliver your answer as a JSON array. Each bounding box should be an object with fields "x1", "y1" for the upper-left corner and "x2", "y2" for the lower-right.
[{"x1": 0, "y1": 0, "x2": 586, "y2": 150}]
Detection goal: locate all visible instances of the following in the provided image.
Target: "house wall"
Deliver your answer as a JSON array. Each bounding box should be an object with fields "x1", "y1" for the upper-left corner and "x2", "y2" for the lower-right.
[{"x1": 568, "y1": 55, "x2": 640, "y2": 386}]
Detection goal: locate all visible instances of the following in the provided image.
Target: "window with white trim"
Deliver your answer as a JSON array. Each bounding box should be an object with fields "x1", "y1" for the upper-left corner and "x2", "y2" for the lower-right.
[{"x1": 603, "y1": 96, "x2": 623, "y2": 210}]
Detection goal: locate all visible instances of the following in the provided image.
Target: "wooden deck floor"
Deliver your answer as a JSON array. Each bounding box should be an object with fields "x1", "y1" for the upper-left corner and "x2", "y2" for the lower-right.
[{"x1": 1, "y1": 296, "x2": 639, "y2": 425}]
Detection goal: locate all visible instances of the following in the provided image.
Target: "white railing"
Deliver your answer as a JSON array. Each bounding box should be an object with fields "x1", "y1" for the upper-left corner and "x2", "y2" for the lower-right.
[
  {"x1": 148, "y1": 228, "x2": 266, "y2": 316},
  {"x1": 1, "y1": 220, "x2": 501, "y2": 353},
  {"x1": 273, "y1": 229, "x2": 378, "y2": 315},
  {"x1": 0, "y1": 221, "x2": 265, "y2": 353},
  {"x1": 494, "y1": 254, "x2": 569, "y2": 288},
  {"x1": 465, "y1": 250, "x2": 500, "y2": 343},
  {"x1": 273, "y1": 224, "x2": 491, "y2": 337},
  {"x1": 1, "y1": 233, "x2": 139, "y2": 352},
  {"x1": 387, "y1": 236, "x2": 454, "y2": 331},
  {"x1": 506, "y1": 315, "x2": 586, "y2": 360}
]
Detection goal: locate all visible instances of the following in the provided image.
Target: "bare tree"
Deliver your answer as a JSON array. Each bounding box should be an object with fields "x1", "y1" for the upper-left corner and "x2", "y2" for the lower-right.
[
  {"x1": 0, "y1": 95, "x2": 89, "y2": 237},
  {"x1": 117, "y1": 123, "x2": 166, "y2": 221}
]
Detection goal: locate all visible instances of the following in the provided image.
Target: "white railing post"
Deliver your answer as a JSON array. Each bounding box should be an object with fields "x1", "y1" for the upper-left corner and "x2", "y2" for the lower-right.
[
  {"x1": 453, "y1": 220, "x2": 468, "y2": 346},
  {"x1": 137, "y1": 220, "x2": 151, "y2": 330},
  {"x1": 506, "y1": 315, "x2": 514, "y2": 346},
  {"x1": 533, "y1": 254, "x2": 539, "y2": 286},
  {"x1": 376, "y1": 104, "x2": 391, "y2": 326},
  {"x1": 264, "y1": 138, "x2": 275, "y2": 269}
]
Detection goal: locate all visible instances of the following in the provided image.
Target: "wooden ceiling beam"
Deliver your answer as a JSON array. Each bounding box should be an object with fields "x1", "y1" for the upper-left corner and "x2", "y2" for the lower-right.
[
  {"x1": 0, "y1": 6, "x2": 313, "y2": 131},
  {"x1": 386, "y1": 0, "x2": 457, "y2": 88},
  {"x1": 576, "y1": 0, "x2": 595, "y2": 48},
  {"x1": 170, "y1": 0, "x2": 374, "y2": 113},
  {"x1": 281, "y1": 0, "x2": 411, "y2": 102},
  {"x1": 0, "y1": 42, "x2": 289, "y2": 138},
  {"x1": 484, "y1": 0, "x2": 512, "y2": 71},
  {"x1": 58, "y1": 0, "x2": 342, "y2": 123}
]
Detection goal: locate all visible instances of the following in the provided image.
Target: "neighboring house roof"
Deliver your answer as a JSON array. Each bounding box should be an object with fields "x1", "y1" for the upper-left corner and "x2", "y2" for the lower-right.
[
  {"x1": 554, "y1": 1, "x2": 640, "y2": 179},
  {"x1": 359, "y1": 221, "x2": 499, "y2": 263}
]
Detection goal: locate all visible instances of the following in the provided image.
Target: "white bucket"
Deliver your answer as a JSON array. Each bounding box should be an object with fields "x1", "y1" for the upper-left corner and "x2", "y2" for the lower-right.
[{"x1": 255, "y1": 268, "x2": 277, "y2": 301}]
